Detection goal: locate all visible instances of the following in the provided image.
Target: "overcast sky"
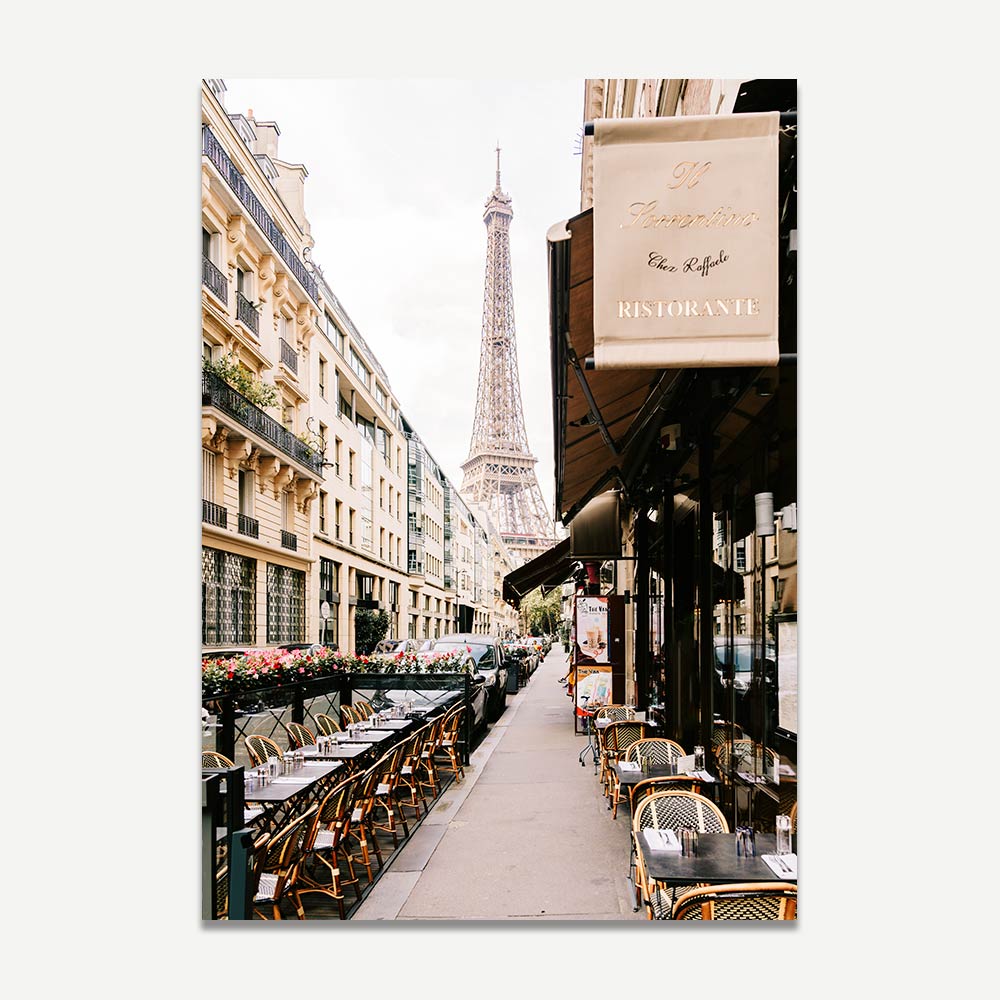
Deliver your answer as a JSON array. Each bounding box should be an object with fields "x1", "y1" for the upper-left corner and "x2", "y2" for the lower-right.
[{"x1": 220, "y1": 78, "x2": 584, "y2": 523}]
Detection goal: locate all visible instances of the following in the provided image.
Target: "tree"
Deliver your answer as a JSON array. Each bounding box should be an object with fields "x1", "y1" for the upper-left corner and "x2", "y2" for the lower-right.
[
  {"x1": 521, "y1": 587, "x2": 562, "y2": 636},
  {"x1": 354, "y1": 608, "x2": 389, "y2": 655}
]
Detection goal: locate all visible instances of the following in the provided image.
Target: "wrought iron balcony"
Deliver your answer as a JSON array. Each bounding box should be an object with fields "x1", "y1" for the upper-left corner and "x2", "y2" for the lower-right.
[
  {"x1": 202, "y1": 125, "x2": 318, "y2": 303},
  {"x1": 202, "y1": 370, "x2": 323, "y2": 475},
  {"x1": 238, "y1": 513, "x2": 259, "y2": 538},
  {"x1": 203, "y1": 499, "x2": 228, "y2": 528},
  {"x1": 280, "y1": 337, "x2": 298, "y2": 373},
  {"x1": 236, "y1": 292, "x2": 259, "y2": 335},
  {"x1": 202, "y1": 256, "x2": 228, "y2": 304},
  {"x1": 281, "y1": 531, "x2": 298, "y2": 551}
]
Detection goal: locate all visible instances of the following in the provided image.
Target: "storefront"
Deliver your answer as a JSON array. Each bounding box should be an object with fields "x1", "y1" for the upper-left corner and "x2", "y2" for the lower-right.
[{"x1": 538, "y1": 81, "x2": 797, "y2": 826}]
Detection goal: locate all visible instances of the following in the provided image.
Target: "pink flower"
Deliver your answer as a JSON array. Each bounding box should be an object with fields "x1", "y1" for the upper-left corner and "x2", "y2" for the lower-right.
[{"x1": 298, "y1": 666, "x2": 305, "y2": 673}]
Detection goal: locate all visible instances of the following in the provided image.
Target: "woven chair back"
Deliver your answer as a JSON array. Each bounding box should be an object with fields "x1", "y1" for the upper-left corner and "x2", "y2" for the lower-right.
[
  {"x1": 202, "y1": 751, "x2": 235, "y2": 769},
  {"x1": 716, "y1": 739, "x2": 779, "y2": 774},
  {"x1": 245, "y1": 734, "x2": 283, "y2": 767},
  {"x1": 316, "y1": 773, "x2": 360, "y2": 829},
  {"x1": 711, "y1": 722, "x2": 744, "y2": 748},
  {"x1": 672, "y1": 882, "x2": 797, "y2": 920},
  {"x1": 315, "y1": 713, "x2": 342, "y2": 736},
  {"x1": 604, "y1": 721, "x2": 649, "y2": 756},
  {"x1": 629, "y1": 775, "x2": 703, "y2": 809},
  {"x1": 341, "y1": 705, "x2": 359, "y2": 727},
  {"x1": 257, "y1": 806, "x2": 317, "y2": 886},
  {"x1": 285, "y1": 722, "x2": 315, "y2": 749},
  {"x1": 625, "y1": 738, "x2": 685, "y2": 766},
  {"x1": 596, "y1": 705, "x2": 632, "y2": 723},
  {"x1": 632, "y1": 790, "x2": 730, "y2": 835},
  {"x1": 444, "y1": 705, "x2": 465, "y2": 739},
  {"x1": 354, "y1": 700, "x2": 375, "y2": 720}
]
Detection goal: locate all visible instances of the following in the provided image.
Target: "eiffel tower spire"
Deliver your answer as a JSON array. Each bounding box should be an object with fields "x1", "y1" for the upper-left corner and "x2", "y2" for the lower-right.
[{"x1": 461, "y1": 150, "x2": 555, "y2": 567}]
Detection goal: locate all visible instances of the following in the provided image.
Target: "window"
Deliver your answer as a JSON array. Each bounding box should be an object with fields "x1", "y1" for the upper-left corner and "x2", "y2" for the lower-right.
[
  {"x1": 349, "y1": 450, "x2": 355, "y2": 486},
  {"x1": 266, "y1": 563, "x2": 305, "y2": 643},
  {"x1": 735, "y1": 540, "x2": 747, "y2": 573},
  {"x1": 202, "y1": 547, "x2": 256, "y2": 645},
  {"x1": 339, "y1": 393, "x2": 352, "y2": 420},
  {"x1": 335, "y1": 500, "x2": 342, "y2": 540},
  {"x1": 374, "y1": 383, "x2": 386, "y2": 410},
  {"x1": 349, "y1": 347, "x2": 370, "y2": 388},
  {"x1": 319, "y1": 557, "x2": 340, "y2": 647},
  {"x1": 349, "y1": 508, "x2": 355, "y2": 546},
  {"x1": 318, "y1": 422, "x2": 328, "y2": 458},
  {"x1": 379, "y1": 528, "x2": 385, "y2": 560},
  {"x1": 388, "y1": 581, "x2": 399, "y2": 609},
  {"x1": 334, "y1": 438, "x2": 342, "y2": 477},
  {"x1": 319, "y1": 490, "x2": 327, "y2": 533},
  {"x1": 238, "y1": 469, "x2": 253, "y2": 516},
  {"x1": 282, "y1": 405, "x2": 294, "y2": 431},
  {"x1": 318, "y1": 357, "x2": 327, "y2": 398},
  {"x1": 202, "y1": 448, "x2": 217, "y2": 502},
  {"x1": 379, "y1": 477, "x2": 385, "y2": 508},
  {"x1": 203, "y1": 341, "x2": 214, "y2": 363}
]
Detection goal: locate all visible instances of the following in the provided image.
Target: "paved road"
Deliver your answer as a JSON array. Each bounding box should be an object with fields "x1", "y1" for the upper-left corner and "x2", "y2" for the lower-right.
[{"x1": 355, "y1": 648, "x2": 642, "y2": 920}]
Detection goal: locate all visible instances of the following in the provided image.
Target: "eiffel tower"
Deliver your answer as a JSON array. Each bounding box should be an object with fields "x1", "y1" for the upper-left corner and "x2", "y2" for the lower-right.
[{"x1": 460, "y1": 146, "x2": 556, "y2": 568}]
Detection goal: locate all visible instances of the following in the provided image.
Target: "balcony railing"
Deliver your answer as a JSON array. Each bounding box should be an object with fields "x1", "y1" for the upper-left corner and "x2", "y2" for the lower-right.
[
  {"x1": 279, "y1": 337, "x2": 298, "y2": 374},
  {"x1": 202, "y1": 126, "x2": 318, "y2": 303},
  {"x1": 281, "y1": 531, "x2": 298, "y2": 551},
  {"x1": 236, "y1": 292, "x2": 259, "y2": 335},
  {"x1": 202, "y1": 370, "x2": 323, "y2": 475},
  {"x1": 238, "y1": 513, "x2": 259, "y2": 538},
  {"x1": 202, "y1": 256, "x2": 228, "y2": 304},
  {"x1": 203, "y1": 499, "x2": 228, "y2": 528}
]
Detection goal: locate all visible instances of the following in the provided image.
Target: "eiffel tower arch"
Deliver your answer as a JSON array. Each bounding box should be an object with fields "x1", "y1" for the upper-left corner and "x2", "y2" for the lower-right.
[{"x1": 460, "y1": 148, "x2": 556, "y2": 568}]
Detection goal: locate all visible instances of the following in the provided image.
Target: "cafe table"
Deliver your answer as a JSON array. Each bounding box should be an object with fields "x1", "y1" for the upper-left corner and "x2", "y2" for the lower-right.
[
  {"x1": 337, "y1": 730, "x2": 397, "y2": 748},
  {"x1": 245, "y1": 760, "x2": 342, "y2": 836},
  {"x1": 637, "y1": 831, "x2": 797, "y2": 887},
  {"x1": 615, "y1": 762, "x2": 717, "y2": 787}
]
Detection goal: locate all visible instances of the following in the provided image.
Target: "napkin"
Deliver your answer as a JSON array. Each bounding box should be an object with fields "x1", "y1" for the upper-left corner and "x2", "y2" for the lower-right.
[
  {"x1": 271, "y1": 776, "x2": 309, "y2": 784},
  {"x1": 690, "y1": 769, "x2": 715, "y2": 782},
  {"x1": 618, "y1": 761, "x2": 641, "y2": 772},
  {"x1": 761, "y1": 854, "x2": 797, "y2": 879},
  {"x1": 643, "y1": 828, "x2": 681, "y2": 851}
]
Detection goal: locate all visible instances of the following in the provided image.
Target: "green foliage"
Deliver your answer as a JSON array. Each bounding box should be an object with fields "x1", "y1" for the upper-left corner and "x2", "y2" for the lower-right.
[
  {"x1": 354, "y1": 608, "x2": 390, "y2": 655},
  {"x1": 203, "y1": 352, "x2": 279, "y2": 410},
  {"x1": 521, "y1": 587, "x2": 562, "y2": 636}
]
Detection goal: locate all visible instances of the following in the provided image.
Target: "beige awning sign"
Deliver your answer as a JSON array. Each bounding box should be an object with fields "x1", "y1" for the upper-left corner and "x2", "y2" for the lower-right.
[{"x1": 593, "y1": 113, "x2": 780, "y2": 369}]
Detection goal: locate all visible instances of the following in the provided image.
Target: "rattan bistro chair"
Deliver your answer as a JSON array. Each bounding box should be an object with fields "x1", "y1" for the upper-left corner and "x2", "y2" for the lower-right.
[
  {"x1": 371, "y1": 743, "x2": 410, "y2": 847},
  {"x1": 632, "y1": 790, "x2": 730, "y2": 920},
  {"x1": 601, "y1": 722, "x2": 649, "y2": 802},
  {"x1": 397, "y1": 724, "x2": 430, "y2": 823},
  {"x1": 416, "y1": 715, "x2": 447, "y2": 800},
  {"x1": 315, "y1": 713, "x2": 342, "y2": 736},
  {"x1": 252, "y1": 806, "x2": 317, "y2": 920},
  {"x1": 435, "y1": 705, "x2": 466, "y2": 783},
  {"x1": 245, "y1": 734, "x2": 283, "y2": 767},
  {"x1": 344, "y1": 763, "x2": 385, "y2": 884},
  {"x1": 341, "y1": 704, "x2": 360, "y2": 728},
  {"x1": 672, "y1": 882, "x2": 797, "y2": 920},
  {"x1": 202, "y1": 751, "x2": 236, "y2": 769},
  {"x1": 715, "y1": 739, "x2": 779, "y2": 781},
  {"x1": 297, "y1": 774, "x2": 363, "y2": 919},
  {"x1": 284, "y1": 722, "x2": 315, "y2": 750},
  {"x1": 610, "y1": 738, "x2": 686, "y2": 818},
  {"x1": 627, "y1": 775, "x2": 703, "y2": 816}
]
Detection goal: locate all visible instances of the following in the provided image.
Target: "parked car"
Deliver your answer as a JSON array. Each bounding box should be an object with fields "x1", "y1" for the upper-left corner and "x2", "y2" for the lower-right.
[
  {"x1": 276, "y1": 642, "x2": 333, "y2": 654},
  {"x1": 713, "y1": 636, "x2": 777, "y2": 730},
  {"x1": 372, "y1": 637, "x2": 420, "y2": 660},
  {"x1": 422, "y1": 633, "x2": 510, "y2": 722}
]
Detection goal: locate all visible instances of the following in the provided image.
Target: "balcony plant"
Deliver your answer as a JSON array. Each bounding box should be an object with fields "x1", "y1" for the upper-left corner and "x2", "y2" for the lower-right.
[{"x1": 203, "y1": 352, "x2": 279, "y2": 411}]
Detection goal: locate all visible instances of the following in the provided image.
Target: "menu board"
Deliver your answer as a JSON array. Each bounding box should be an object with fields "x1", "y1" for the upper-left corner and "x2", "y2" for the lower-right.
[{"x1": 575, "y1": 595, "x2": 609, "y2": 664}]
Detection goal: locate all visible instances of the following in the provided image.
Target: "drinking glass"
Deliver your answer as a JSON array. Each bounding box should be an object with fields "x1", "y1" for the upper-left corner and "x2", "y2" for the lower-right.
[
  {"x1": 693, "y1": 745, "x2": 705, "y2": 771},
  {"x1": 775, "y1": 814, "x2": 793, "y2": 855},
  {"x1": 680, "y1": 828, "x2": 698, "y2": 857}
]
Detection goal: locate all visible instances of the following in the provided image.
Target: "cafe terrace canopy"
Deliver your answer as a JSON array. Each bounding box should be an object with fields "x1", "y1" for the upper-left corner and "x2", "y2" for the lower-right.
[{"x1": 502, "y1": 537, "x2": 575, "y2": 608}]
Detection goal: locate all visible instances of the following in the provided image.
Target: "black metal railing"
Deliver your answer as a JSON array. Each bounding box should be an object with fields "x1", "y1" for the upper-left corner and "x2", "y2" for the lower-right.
[
  {"x1": 203, "y1": 671, "x2": 472, "y2": 765},
  {"x1": 202, "y1": 370, "x2": 323, "y2": 474},
  {"x1": 203, "y1": 499, "x2": 228, "y2": 527},
  {"x1": 281, "y1": 530, "x2": 298, "y2": 550},
  {"x1": 279, "y1": 337, "x2": 298, "y2": 373},
  {"x1": 238, "y1": 513, "x2": 259, "y2": 538},
  {"x1": 236, "y1": 292, "x2": 259, "y2": 335},
  {"x1": 202, "y1": 126, "x2": 318, "y2": 302},
  {"x1": 202, "y1": 255, "x2": 228, "y2": 303}
]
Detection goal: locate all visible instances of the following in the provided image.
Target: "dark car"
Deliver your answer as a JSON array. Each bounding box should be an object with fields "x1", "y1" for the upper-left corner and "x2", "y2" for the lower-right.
[
  {"x1": 423, "y1": 633, "x2": 510, "y2": 722},
  {"x1": 713, "y1": 636, "x2": 777, "y2": 729}
]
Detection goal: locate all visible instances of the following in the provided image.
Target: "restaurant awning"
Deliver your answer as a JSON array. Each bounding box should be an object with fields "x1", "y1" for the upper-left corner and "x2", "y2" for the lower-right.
[{"x1": 502, "y1": 537, "x2": 575, "y2": 608}]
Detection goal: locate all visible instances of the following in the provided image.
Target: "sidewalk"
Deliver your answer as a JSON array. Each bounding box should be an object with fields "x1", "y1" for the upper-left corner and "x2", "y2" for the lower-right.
[{"x1": 354, "y1": 648, "x2": 642, "y2": 920}]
